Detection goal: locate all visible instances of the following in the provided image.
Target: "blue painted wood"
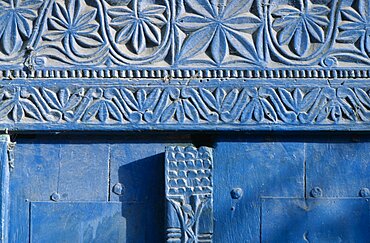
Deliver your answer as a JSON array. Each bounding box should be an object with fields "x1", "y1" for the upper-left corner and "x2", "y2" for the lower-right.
[
  {"x1": 0, "y1": 135, "x2": 10, "y2": 243},
  {"x1": 109, "y1": 142, "x2": 170, "y2": 242},
  {"x1": 213, "y1": 139, "x2": 305, "y2": 242},
  {"x1": 165, "y1": 146, "x2": 213, "y2": 242},
  {"x1": 306, "y1": 139, "x2": 370, "y2": 197},
  {"x1": 0, "y1": 0, "x2": 370, "y2": 70},
  {"x1": 262, "y1": 198, "x2": 370, "y2": 242},
  {"x1": 0, "y1": 79, "x2": 368, "y2": 131},
  {"x1": 0, "y1": 0, "x2": 368, "y2": 241},
  {"x1": 30, "y1": 202, "x2": 139, "y2": 242},
  {"x1": 9, "y1": 138, "x2": 110, "y2": 243}
]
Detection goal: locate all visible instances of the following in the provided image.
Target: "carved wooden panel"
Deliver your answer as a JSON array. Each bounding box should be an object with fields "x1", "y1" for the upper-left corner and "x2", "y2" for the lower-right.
[
  {"x1": 0, "y1": 0, "x2": 370, "y2": 69},
  {"x1": 0, "y1": 0, "x2": 368, "y2": 131},
  {"x1": 165, "y1": 146, "x2": 213, "y2": 242},
  {"x1": 0, "y1": 0, "x2": 368, "y2": 242}
]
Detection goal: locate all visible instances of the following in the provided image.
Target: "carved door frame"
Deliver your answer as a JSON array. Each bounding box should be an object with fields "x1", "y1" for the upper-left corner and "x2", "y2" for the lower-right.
[{"x1": 0, "y1": 0, "x2": 369, "y2": 242}]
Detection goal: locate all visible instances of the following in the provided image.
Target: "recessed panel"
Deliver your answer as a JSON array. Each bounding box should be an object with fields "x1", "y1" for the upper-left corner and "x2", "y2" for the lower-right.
[
  {"x1": 214, "y1": 140, "x2": 304, "y2": 242},
  {"x1": 30, "y1": 202, "x2": 139, "y2": 243},
  {"x1": 262, "y1": 198, "x2": 370, "y2": 242},
  {"x1": 306, "y1": 141, "x2": 370, "y2": 197}
]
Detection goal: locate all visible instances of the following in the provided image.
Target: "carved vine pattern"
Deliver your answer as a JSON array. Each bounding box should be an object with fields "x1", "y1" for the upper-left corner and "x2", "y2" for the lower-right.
[
  {"x1": 0, "y1": 0, "x2": 370, "y2": 68},
  {"x1": 0, "y1": 85, "x2": 368, "y2": 125}
]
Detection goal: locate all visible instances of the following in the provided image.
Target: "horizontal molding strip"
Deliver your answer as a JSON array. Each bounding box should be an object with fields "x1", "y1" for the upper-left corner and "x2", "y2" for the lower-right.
[
  {"x1": 2, "y1": 69, "x2": 370, "y2": 80},
  {"x1": 0, "y1": 79, "x2": 368, "y2": 131}
]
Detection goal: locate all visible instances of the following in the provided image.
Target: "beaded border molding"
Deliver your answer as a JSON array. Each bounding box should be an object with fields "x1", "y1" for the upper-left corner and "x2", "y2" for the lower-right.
[{"x1": 2, "y1": 69, "x2": 370, "y2": 80}]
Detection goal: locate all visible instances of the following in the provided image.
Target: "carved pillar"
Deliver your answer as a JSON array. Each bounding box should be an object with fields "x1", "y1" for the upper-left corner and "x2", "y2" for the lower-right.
[{"x1": 165, "y1": 146, "x2": 213, "y2": 243}]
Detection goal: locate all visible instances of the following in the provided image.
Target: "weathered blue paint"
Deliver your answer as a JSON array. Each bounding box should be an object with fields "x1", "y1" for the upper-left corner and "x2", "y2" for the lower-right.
[
  {"x1": 0, "y1": 0, "x2": 369, "y2": 242},
  {"x1": 0, "y1": 136, "x2": 11, "y2": 243},
  {"x1": 165, "y1": 146, "x2": 213, "y2": 242},
  {"x1": 214, "y1": 139, "x2": 305, "y2": 242},
  {"x1": 306, "y1": 140, "x2": 370, "y2": 197},
  {"x1": 0, "y1": 79, "x2": 368, "y2": 131},
  {"x1": 31, "y1": 202, "x2": 129, "y2": 242},
  {"x1": 262, "y1": 199, "x2": 370, "y2": 242}
]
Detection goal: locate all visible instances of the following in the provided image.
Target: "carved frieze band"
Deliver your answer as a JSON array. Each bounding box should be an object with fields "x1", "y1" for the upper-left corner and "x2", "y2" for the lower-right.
[
  {"x1": 0, "y1": 80, "x2": 369, "y2": 130},
  {"x1": 1, "y1": 0, "x2": 370, "y2": 71},
  {"x1": 165, "y1": 146, "x2": 213, "y2": 243}
]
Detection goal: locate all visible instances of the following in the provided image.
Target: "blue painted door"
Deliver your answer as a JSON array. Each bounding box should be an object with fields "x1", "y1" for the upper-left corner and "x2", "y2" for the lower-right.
[
  {"x1": 8, "y1": 135, "x2": 171, "y2": 242},
  {"x1": 213, "y1": 135, "x2": 370, "y2": 242},
  {"x1": 5, "y1": 134, "x2": 369, "y2": 242}
]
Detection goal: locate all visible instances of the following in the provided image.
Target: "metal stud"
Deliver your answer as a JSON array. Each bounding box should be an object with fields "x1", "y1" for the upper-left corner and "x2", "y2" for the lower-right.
[
  {"x1": 230, "y1": 188, "x2": 243, "y2": 200},
  {"x1": 359, "y1": 188, "x2": 370, "y2": 198},
  {"x1": 50, "y1": 192, "x2": 60, "y2": 202},
  {"x1": 112, "y1": 183, "x2": 125, "y2": 196},
  {"x1": 310, "y1": 187, "x2": 323, "y2": 198}
]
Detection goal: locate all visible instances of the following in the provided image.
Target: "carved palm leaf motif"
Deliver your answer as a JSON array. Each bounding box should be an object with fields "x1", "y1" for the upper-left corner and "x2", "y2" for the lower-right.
[
  {"x1": 0, "y1": 84, "x2": 367, "y2": 127},
  {"x1": 165, "y1": 146, "x2": 213, "y2": 242},
  {"x1": 267, "y1": 0, "x2": 338, "y2": 65},
  {"x1": 338, "y1": 0, "x2": 370, "y2": 57},
  {"x1": 0, "y1": 0, "x2": 43, "y2": 61}
]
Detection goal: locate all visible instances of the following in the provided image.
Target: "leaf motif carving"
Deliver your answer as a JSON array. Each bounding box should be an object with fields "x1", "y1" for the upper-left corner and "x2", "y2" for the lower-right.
[
  {"x1": 272, "y1": 1, "x2": 330, "y2": 56},
  {"x1": 108, "y1": 3, "x2": 167, "y2": 54},
  {"x1": 0, "y1": 0, "x2": 42, "y2": 55},
  {"x1": 176, "y1": 0, "x2": 261, "y2": 64}
]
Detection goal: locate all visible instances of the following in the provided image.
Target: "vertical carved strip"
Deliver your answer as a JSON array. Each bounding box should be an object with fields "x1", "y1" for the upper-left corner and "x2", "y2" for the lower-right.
[
  {"x1": 0, "y1": 135, "x2": 11, "y2": 243},
  {"x1": 165, "y1": 146, "x2": 213, "y2": 243}
]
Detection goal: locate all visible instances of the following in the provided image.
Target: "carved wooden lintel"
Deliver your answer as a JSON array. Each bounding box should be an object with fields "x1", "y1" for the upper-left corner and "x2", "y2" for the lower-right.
[
  {"x1": 0, "y1": 0, "x2": 370, "y2": 69},
  {"x1": 0, "y1": 0, "x2": 368, "y2": 132}
]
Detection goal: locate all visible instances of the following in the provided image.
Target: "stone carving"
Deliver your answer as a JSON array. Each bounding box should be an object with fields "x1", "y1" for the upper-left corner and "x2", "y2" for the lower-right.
[
  {"x1": 165, "y1": 146, "x2": 213, "y2": 242},
  {"x1": 0, "y1": 82, "x2": 368, "y2": 129},
  {"x1": 0, "y1": 0, "x2": 370, "y2": 68}
]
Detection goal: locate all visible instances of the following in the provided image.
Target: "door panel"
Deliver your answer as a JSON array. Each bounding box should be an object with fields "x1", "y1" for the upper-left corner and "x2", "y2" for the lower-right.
[
  {"x1": 109, "y1": 143, "x2": 176, "y2": 242},
  {"x1": 11, "y1": 141, "x2": 109, "y2": 201},
  {"x1": 213, "y1": 139, "x2": 305, "y2": 242},
  {"x1": 9, "y1": 139, "x2": 110, "y2": 243},
  {"x1": 109, "y1": 143, "x2": 167, "y2": 202},
  {"x1": 31, "y1": 202, "x2": 126, "y2": 243},
  {"x1": 262, "y1": 199, "x2": 370, "y2": 242},
  {"x1": 306, "y1": 141, "x2": 370, "y2": 197},
  {"x1": 6, "y1": 135, "x2": 370, "y2": 242},
  {"x1": 212, "y1": 136, "x2": 369, "y2": 243},
  {"x1": 9, "y1": 136, "x2": 178, "y2": 243}
]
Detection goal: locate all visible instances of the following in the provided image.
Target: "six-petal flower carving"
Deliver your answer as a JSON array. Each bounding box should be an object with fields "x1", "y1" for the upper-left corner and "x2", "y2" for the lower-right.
[
  {"x1": 108, "y1": 3, "x2": 167, "y2": 54},
  {"x1": 43, "y1": 0, "x2": 103, "y2": 52},
  {"x1": 272, "y1": 0, "x2": 330, "y2": 56},
  {"x1": 176, "y1": 0, "x2": 262, "y2": 64},
  {"x1": 0, "y1": 0, "x2": 43, "y2": 55},
  {"x1": 338, "y1": 0, "x2": 370, "y2": 56}
]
